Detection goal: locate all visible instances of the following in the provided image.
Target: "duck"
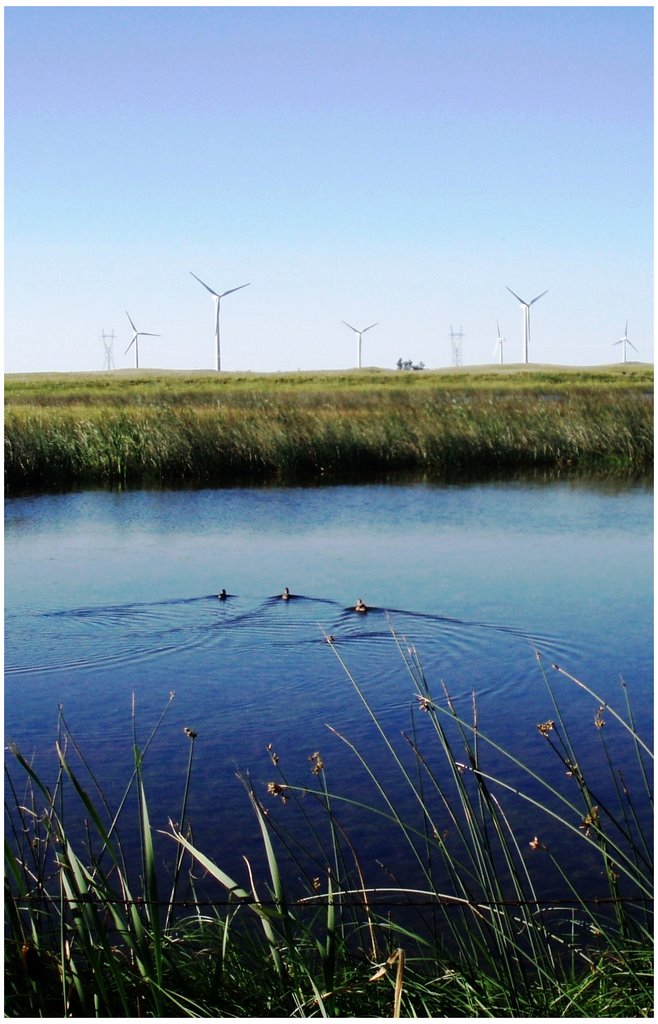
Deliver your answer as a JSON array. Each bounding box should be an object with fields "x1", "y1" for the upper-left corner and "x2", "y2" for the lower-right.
[
  {"x1": 354, "y1": 598, "x2": 368, "y2": 613},
  {"x1": 281, "y1": 587, "x2": 291, "y2": 600},
  {"x1": 218, "y1": 589, "x2": 228, "y2": 601}
]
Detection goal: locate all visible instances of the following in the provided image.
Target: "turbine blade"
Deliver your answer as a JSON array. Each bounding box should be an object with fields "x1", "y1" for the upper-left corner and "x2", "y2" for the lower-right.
[
  {"x1": 190, "y1": 271, "x2": 219, "y2": 297},
  {"x1": 219, "y1": 283, "x2": 250, "y2": 298},
  {"x1": 613, "y1": 339, "x2": 622, "y2": 346},
  {"x1": 505, "y1": 286, "x2": 526, "y2": 305},
  {"x1": 125, "y1": 310, "x2": 137, "y2": 332},
  {"x1": 362, "y1": 322, "x2": 378, "y2": 333},
  {"x1": 124, "y1": 338, "x2": 135, "y2": 354},
  {"x1": 628, "y1": 340, "x2": 638, "y2": 351},
  {"x1": 529, "y1": 289, "x2": 548, "y2": 305},
  {"x1": 138, "y1": 332, "x2": 160, "y2": 337},
  {"x1": 342, "y1": 321, "x2": 358, "y2": 332}
]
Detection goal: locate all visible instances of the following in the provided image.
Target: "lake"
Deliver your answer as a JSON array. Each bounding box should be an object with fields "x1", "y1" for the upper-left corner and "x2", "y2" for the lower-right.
[{"x1": 5, "y1": 477, "x2": 653, "y2": 914}]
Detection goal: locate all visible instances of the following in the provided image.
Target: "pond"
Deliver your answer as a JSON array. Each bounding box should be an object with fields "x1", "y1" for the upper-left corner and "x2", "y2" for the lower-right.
[{"x1": 5, "y1": 477, "x2": 653, "y2": 917}]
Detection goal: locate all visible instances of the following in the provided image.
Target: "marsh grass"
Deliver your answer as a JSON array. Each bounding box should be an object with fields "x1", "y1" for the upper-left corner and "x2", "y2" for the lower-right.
[
  {"x1": 5, "y1": 371, "x2": 653, "y2": 490},
  {"x1": 5, "y1": 637, "x2": 652, "y2": 1017}
]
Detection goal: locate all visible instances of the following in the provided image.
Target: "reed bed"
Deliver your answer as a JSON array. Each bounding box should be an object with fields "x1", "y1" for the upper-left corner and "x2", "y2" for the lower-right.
[
  {"x1": 5, "y1": 380, "x2": 653, "y2": 491},
  {"x1": 5, "y1": 643, "x2": 653, "y2": 1018}
]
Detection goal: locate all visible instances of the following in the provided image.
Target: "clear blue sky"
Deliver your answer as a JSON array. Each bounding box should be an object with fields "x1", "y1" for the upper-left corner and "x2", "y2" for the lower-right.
[{"x1": 5, "y1": 4, "x2": 653, "y2": 373}]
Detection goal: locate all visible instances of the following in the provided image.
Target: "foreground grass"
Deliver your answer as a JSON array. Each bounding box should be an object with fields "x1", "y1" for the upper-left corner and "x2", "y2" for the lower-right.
[
  {"x1": 5, "y1": 644, "x2": 653, "y2": 1017},
  {"x1": 4, "y1": 366, "x2": 653, "y2": 491}
]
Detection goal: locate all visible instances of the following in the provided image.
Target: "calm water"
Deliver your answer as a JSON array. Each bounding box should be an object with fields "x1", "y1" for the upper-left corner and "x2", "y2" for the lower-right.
[{"x1": 5, "y1": 479, "x2": 653, "y2": 905}]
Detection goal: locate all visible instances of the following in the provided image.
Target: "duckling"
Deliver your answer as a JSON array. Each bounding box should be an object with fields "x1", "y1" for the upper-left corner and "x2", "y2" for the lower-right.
[
  {"x1": 218, "y1": 588, "x2": 228, "y2": 601},
  {"x1": 354, "y1": 598, "x2": 368, "y2": 613},
  {"x1": 281, "y1": 587, "x2": 291, "y2": 600}
]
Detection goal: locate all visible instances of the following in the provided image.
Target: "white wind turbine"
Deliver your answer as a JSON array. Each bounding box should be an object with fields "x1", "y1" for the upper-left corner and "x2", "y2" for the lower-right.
[
  {"x1": 124, "y1": 311, "x2": 160, "y2": 369},
  {"x1": 505, "y1": 286, "x2": 548, "y2": 364},
  {"x1": 613, "y1": 320, "x2": 638, "y2": 363},
  {"x1": 342, "y1": 320, "x2": 378, "y2": 369},
  {"x1": 190, "y1": 271, "x2": 250, "y2": 371},
  {"x1": 493, "y1": 320, "x2": 505, "y2": 365}
]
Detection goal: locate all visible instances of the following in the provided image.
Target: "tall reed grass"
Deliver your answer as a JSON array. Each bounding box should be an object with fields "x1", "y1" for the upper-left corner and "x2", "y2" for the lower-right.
[
  {"x1": 5, "y1": 641, "x2": 652, "y2": 1017},
  {"x1": 5, "y1": 384, "x2": 653, "y2": 491}
]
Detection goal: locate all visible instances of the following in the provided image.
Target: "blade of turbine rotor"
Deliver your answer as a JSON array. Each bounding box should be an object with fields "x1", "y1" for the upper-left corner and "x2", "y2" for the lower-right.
[
  {"x1": 362, "y1": 322, "x2": 378, "y2": 333},
  {"x1": 342, "y1": 321, "x2": 358, "y2": 332},
  {"x1": 190, "y1": 271, "x2": 220, "y2": 297},
  {"x1": 529, "y1": 290, "x2": 548, "y2": 305},
  {"x1": 125, "y1": 337, "x2": 136, "y2": 354},
  {"x1": 219, "y1": 283, "x2": 250, "y2": 298},
  {"x1": 628, "y1": 339, "x2": 638, "y2": 351},
  {"x1": 137, "y1": 332, "x2": 160, "y2": 337},
  {"x1": 505, "y1": 286, "x2": 526, "y2": 305},
  {"x1": 125, "y1": 310, "x2": 138, "y2": 332}
]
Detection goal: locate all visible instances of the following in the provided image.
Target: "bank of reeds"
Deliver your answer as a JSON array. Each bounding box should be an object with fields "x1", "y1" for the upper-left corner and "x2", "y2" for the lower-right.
[
  {"x1": 5, "y1": 645, "x2": 653, "y2": 1017},
  {"x1": 5, "y1": 384, "x2": 653, "y2": 491}
]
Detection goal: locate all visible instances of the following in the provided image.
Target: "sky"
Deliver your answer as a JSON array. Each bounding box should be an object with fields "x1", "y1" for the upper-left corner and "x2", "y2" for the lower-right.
[{"x1": 4, "y1": 3, "x2": 654, "y2": 374}]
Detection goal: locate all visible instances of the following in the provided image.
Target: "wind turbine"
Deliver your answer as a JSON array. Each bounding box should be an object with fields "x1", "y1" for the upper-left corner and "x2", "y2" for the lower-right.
[
  {"x1": 342, "y1": 320, "x2": 378, "y2": 369},
  {"x1": 190, "y1": 271, "x2": 250, "y2": 371},
  {"x1": 613, "y1": 320, "x2": 638, "y2": 364},
  {"x1": 124, "y1": 311, "x2": 160, "y2": 369},
  {"x1": 493, "y1": 320, "x2": 505, "y2": 365},
  {"x1": 505, "y1": 286, "x2": 548, "y2": 364}
]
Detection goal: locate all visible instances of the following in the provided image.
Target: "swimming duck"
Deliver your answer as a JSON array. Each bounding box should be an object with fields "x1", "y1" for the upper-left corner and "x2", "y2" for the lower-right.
[
  {"x1": 218, "y1": 589, "x2": 228, "y2": 601},
  {"x1": 281, "y1": 587, "x2": 291, "y2": 600},
  {"x1": 354, "y1": 598, "x2": 368, "y2": 613}
]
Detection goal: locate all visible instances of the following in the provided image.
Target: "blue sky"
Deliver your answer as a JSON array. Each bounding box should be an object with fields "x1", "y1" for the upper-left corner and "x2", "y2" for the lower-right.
[{"x1": 5, "y1": 4, "x2": 653, "y2": 373}]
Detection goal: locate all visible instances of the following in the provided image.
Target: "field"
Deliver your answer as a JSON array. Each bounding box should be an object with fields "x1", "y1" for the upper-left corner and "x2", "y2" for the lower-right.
[{"x1": 5, "y1": 364, "x2": 653, "y2": 491}]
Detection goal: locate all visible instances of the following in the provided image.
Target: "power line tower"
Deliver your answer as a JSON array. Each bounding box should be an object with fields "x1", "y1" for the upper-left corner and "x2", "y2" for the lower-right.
[
  {"x1": 449, "y1": 325, "x2": 464, "y2": 367},
  {"x1": 101, "y1": 329, "x2": 116, "y2": 370}
]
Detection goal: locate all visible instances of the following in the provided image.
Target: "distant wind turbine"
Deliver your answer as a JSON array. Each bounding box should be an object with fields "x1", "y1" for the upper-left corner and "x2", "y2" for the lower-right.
[
  {"x1": 124, "y1": 311, "x2": 160, "y2": 369},
  {"x1": 505, "y1": 286, "x2": 548, "y2": 364},
  {"x1": 342, "y1": 320, "x2": 378, "y2": 369},
  {"x1": 493, "y1": 321, "x2": 505, "y2": 365},
  {"x1": 190, "y1": 271, "x2": 250, "y2": 371},
  {"x1": 613, "y1": 320, "x2": 638, "y2": 364}
]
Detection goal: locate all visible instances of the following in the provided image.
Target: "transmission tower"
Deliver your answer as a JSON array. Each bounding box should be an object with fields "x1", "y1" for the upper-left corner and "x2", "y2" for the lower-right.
[
  {"x1": 449, "y1": 325, "x2": 464, "y2": 367},
  {"x1": 101, "y1": 329, "x2": 115, "y2": 370}
]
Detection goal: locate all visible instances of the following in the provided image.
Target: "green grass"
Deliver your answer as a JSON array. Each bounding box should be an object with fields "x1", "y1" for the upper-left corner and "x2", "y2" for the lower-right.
[
  {"x1": 4, "y1": 366, "x2": 653, "y2": 491},
  {"x1": 5, "y1": 642, "x2": 653, "y2": 1017}
]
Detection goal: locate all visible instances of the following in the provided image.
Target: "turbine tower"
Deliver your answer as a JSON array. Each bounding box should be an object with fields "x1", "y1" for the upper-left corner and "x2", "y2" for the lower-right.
[
  {"x1": 124, "y1": 311, "x2": 160, "y2": 369},
  {"x1": 101, "y1": 328, "x2": 115, "y2": 371},
  {"x1": 493, "y1": 321, "x2": 505, "y2": 365},
  {"x1": 342, "y1": 320, "x2": 378, "y2": 369},
  {"x1": 449, "y1": 325, "x2": 464, "y2": 367},
  {"x1": 505, "y1": 286, "x2": 548, "y2": 364},
  {"x1": 190, "y1": 271, "x2": 250, "y2": 372},
  {"x1": 613, "y1": 320, "x2": 638, "y2": 364}
]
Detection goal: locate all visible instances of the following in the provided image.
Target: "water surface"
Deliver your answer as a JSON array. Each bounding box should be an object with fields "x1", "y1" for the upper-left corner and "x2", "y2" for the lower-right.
[{"x1": 5, "y1": 479, "x2": 652, "y2": 903}]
